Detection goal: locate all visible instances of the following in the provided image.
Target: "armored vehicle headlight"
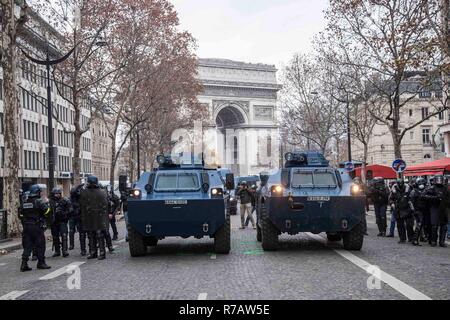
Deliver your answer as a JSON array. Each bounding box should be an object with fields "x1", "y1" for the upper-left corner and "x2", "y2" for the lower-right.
[
  {"x1": 211, "y1": 188, "x2": 224, "y2": 198},
  {"x1": 270, "y1": 185, "x2": 283, "y2": 195},
  {"x1": 156, "y1": 154, "x2": 166, "y2": 165},
  {"x1": 351, "y1": 184, "x2": 361, "y2": 195},
  {"x1": 131, "y1": 189, "x2": 142, "y2": 198}
]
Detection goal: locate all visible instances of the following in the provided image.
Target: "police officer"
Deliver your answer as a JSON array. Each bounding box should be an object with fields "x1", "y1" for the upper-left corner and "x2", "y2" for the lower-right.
[
  {"x1": 244, "y1": 185, "x2": 257, "y2": 227},
  {"x1": 409, "y1": 178, "x2": 429, "y2": 246},
  {"x1": 49, "y1": 187, "x2": 72, "y2": 257},
  {"x1": 108, "y1": 190, "x2": 120, "y2": 241},
  {"x1": 389, "y1": 179, "x2": 414, "y2": 243},
  {"x1": 19, "y1": 185, "x2": 51, "y2": 272},
  {"x1": 368, "y1": 177, "x2": 389, "y2": 236},
  {"x1": 422, "y1": 175, "x2": 449, "y2": 247},
  {"x1": 69, "y1": 184, "x2": 87, "y2": 256},
  {"x1": 80, "y1": 176, "x2": 109, "y2": 260}
]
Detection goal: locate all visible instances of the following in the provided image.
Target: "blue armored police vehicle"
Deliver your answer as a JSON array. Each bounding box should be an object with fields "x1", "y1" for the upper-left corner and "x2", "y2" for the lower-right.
[
  {"x1": 256, "y1": 151, "x2": 365, "y2": 251},
  {"x1": 125, "y1": 154, "x2": 234, "y2": 256}
]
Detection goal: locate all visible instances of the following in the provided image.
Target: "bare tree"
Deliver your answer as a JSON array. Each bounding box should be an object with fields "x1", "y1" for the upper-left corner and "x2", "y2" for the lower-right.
[
  {"x1": 0, "y1": 0, "x2": 31, "y2": 235},
  {"x1": 326, "y1": 0, "x2": 447, "y2": 159}
]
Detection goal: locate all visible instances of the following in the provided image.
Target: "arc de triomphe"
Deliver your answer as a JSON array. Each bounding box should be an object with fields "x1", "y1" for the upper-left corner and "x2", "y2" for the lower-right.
[{"x1": 197, "y1": 58, "x2": 281, "y2": 176}]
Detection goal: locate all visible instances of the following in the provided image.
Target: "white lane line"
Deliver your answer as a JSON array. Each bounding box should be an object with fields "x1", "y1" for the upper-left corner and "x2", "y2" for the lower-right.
[
  {"x1": 198, "y1": 293, "x2": 208, "y2": 300},
  {"x1": 0, "y1": 263, "x2": 6, "y2": 266},
  {"x1": 116, "y1": 239, "x2": 126, "y2": 244},
  {"x1": 306, "y1": 233, "x2": 432, "y2": 301},
  {"x1": 210, "y1": 254, "x2": 217, "y2": 260},
  {"x1": 39, "y1": 261, "x2": 85, "y2": 281},
  {"x1": 0, "y1": 290, "x2": 30, "y2": 300}
]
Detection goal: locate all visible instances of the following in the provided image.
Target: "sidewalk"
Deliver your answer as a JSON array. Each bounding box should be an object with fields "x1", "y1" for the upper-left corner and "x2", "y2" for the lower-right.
[{"x1": 0, "y1": 215, "x2": 124, "y2": 254}]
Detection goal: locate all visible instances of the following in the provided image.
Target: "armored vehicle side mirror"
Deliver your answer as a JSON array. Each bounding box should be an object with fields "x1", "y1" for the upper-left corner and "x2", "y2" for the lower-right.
[
  {"x1": 225, "y1": 173, "x2": 235, "y2": 190},
  {"x1": 145, "y1": 184, "x2": 153, "y2": 194},
  {"x1": 281, "y1": 169, "x2": 290, "y2": 187},
  {"x1": 119, "y1": 175, "x2": 127, "y2": 192}
]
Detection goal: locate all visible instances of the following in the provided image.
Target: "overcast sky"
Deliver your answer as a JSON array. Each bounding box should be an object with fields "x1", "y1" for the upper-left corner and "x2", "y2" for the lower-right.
[{"x1": 171, "y1": 0, "x2": 329, "y2": 68}]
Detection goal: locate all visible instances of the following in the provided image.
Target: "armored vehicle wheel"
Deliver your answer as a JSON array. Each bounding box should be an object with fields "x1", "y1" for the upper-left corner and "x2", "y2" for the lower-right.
[
  {"x1": 342, "y1": 222, "x2": 364, "y2": 251},
  {"x1": 145, "y1": 237, "x2": 158, "y2": 247},
  {"x1": 128, "y1": 226, "x2": 147, "y2": 257},
  {"x1": 256, "y1": 225, "x2": 262, "y2": 242},
  {"x1": 326, "y1": 233, "x2": 342, "y2": 242},
  {"x1": 214, "y1": 214, "x2": 230, "y2": 254},
  {"x1": 261, "y1": 206, "x2": 278, "y2": 251}
]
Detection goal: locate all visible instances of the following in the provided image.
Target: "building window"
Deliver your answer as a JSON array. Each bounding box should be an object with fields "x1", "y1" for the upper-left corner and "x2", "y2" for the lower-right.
[
  {"x1": 409, "y1": 109, "x2": 413, "y2": 117},
  {"x1": 410, "y1": 131, "x2": 414, "y2": 140},
  {"x1": 424, "y1": 154, "x2": 432, "y2": 159},
  {"x1": 419, "y1": 91, "x2": 431, "y2": 98},
  {"x1": 421, "y1": 107, "x2": 429, "y2": 120},
  {"x1": 438, "y1": 108, "x2": 444, "y2": 120},
  {"x1": 0, "y1": 79, "x2": 3, "y2": 100},
  {"x1": 233, "y1": 137, "x2": 238, "y2": 163},
  {"x1": 422, "y1": 128, "x2": 431, "y2": 145}
]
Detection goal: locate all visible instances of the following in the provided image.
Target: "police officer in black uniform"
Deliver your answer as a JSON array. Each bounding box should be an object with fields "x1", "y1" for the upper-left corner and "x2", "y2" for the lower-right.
[
  {"x1": 19, "y1": 185, "x2": 52, "y2": 272},
  {"x1": 409, "y1": 177, "x2": 429, "y2": 246},
  {"x1": 422, "y1": 175, "x2": 449, "y2": 247},
  {"x1": 49, "y1": 187, "x2": 72, "y2": 258},
  {"x1": 80, "y1": 176, "x2": 109, "y2": 260},
  {"x1": 368, "y1": 177, "x2": 389, "y2": 236},
  {"x1": 69, "y1": 184, "x2": 87, "y2": 256},
  {"x1": 108, "y1": 190, "x2": 120, "y2": 241},
  {"x1": 389, "y1": 179, "x2": 414, "y2": 243}
]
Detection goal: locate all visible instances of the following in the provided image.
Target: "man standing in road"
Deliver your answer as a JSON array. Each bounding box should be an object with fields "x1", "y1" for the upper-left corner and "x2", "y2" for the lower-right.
[
  {"x1": 19, "y1": 184, "x2": 52, "y2": 272},
  {"x1": 368, "y1": 177, "x2": 389, "y2": 237},
  {"x1": 237, "y1": 181, "x2": 256, "y2": 229},
  {"x1": 80, "y1": 176, "x2": 109, "y2": 260},
  {"x1": 49, "y1": 187, "x2": 72, "y2": 258},
  {"x1": 409, "y1": 178, "x2": 429, "y2": 246},
  {"x1": 389, "y1": 179, "x2": 414, "y2": 244},
  {"x1": 108, "y1": 190, "x2": 120, "y2": 241},
  {"x1": 69, "y1": 184, "x2": 87, "y2": 256},
  {"x1": 423, "y1": 175, "x2": 449, "y2": 247}
]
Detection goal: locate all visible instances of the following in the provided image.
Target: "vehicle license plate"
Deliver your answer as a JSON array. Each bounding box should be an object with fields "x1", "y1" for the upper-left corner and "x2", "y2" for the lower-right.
[
  {"x1": 307, "y1": 196, "x2": 330, "y2": 202},
  {"x1": 165, "y1": 200, "x2": 188, "y2": 205}
]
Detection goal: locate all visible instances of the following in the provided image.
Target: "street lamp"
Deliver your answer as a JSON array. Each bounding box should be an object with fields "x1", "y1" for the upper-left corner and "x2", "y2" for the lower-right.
[{"x1": 21, "y1": 38, "x2": 107, "y2": 191}]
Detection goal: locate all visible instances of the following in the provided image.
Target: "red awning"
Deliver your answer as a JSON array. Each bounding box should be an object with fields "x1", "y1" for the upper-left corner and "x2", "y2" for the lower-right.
[
  {"x1": 354, "y1": 164, "x2": 397, "y2": 179},
  {"x1": 404, "y1": 157, "x2": 450, "y2": 177}
]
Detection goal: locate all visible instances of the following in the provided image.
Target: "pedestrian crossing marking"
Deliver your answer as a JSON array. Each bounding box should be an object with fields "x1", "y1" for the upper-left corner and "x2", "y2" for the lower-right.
[
  {"x1": 307, "y1": 233, "x2": 432, "y2": 300},
  {"x1": 0, "y1": 290, "x2": 29, "y2": 300},
  {"x1": 39, "y1": 261, "x2": 85, "y2": 281},
  {"x1": 198, "y1": 292, "x2": 208, "y2": 300}
]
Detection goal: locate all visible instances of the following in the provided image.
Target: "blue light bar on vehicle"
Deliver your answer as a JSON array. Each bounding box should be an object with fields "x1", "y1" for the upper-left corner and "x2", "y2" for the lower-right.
[{"x1": 284, "y1": 152, "x2": 329, "y2": 167}]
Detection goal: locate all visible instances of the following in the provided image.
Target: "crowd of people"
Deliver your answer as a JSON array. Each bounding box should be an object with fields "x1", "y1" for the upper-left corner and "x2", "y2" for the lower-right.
[
  {"x1": 18, "y1": 176, "x2": 121, "y2": 272},
  {"x1": 367, "y1": 175, "x2": 450, "y2": 247}
]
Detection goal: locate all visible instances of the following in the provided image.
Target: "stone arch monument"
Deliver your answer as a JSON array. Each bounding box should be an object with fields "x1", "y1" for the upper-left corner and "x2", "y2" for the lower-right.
[{"x1": 197, "y1": 58, "x2": 281, "y2": 176}]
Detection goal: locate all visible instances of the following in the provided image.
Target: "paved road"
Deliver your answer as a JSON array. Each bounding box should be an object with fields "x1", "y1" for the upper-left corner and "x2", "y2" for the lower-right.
[{"x1": 0, "y1": 212, "x2": 449, "y2": 300}]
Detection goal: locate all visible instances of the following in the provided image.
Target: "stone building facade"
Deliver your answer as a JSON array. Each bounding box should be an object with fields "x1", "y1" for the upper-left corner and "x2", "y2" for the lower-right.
[
  {"x1": 352, "y1": 91, "x2": 445, "y2": 167},
  {"x1": 91, "y1": 116, "x2": 113, "y2": 182},
  {"x1": 197, "y1": 58, "x2": 281, "y2": 176}
]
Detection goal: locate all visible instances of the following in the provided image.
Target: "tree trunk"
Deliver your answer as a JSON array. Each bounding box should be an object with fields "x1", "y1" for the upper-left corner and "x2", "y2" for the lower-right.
[
  {"x1": 129, "y1": 133, "x2": 135, "y2": 183},
  {"x1": 73, "y1": 129, "x2": 82, "y2": 185},
  {"x1": 1, "y1": 1, "x2": 21, "y2": 236},
  {"x1": 109, "y1": 133, "x2": 117, "y2": 189},
  {"x1": 361, "y1": 143, "x2": 368, "y2": 183}
]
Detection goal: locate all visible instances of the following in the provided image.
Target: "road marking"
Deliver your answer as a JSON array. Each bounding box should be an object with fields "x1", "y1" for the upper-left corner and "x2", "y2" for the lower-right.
[
  {"x1": 116, "y1": 239, "x2": 126, "y2": 244},
  {"x1": 306, "y1": 233, "x2": 432, "y2": 300},
  {"x1": 0, "y1": 263, "x2": 6, "y2": 266},
  {"x1": 0, "y1": 290, "x2": 29, "y2": 300},
  {"x1": 210, "y1": 254, "x2": 217, "y2": 260},
  {"x1": 198, "y1": 293, "x2": 208, "y2": 300},
  {"x1": 39, "y1": 261, "x2": 85, "y2": 281}
]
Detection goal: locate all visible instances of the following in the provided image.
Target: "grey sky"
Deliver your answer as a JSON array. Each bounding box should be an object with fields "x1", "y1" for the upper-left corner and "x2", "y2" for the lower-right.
[{"x1": 171, "y1": 0, "x2": 329, "y2": 68}]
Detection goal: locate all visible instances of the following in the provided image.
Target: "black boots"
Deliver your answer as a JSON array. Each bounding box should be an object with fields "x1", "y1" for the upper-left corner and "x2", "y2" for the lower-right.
[
  {"x1": 52, "y1": 237, "x2": 61, "y2": 257},
  {"x1": 69, "y1": 231, "x2": 75, "y2": 250},
  {"x1": 20, "y1": 259, "x2": 32, "y2": 272},
  {"x1": 37, "y1": 260, "x2": 51, "y2": 270},
  {"x1": 87, "y1": 232, "x2": 98, "y2": 259},
  {"x1": 430, "y1": 226, "x2": 438, "y2": 247},
  {"x1": 98, "y1": 231, "x2": 106, "y2": 260},
  {"x1": 80, "y1": 232, "x2": 87, "y2": 256},
  {"x1": 439, "y1": 226, "x2": 448, "y2": 248},
  {"x1": 104, "y1": 231, "x2": 114, "y2": 253},
  {"x1": 62, "y1": 234, "x2": 69, "y2": 257}
]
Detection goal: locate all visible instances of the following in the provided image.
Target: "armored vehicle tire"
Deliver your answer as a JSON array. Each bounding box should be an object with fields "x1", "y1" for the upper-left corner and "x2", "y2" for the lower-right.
[
  {"x1": 342, "y1": 222, "x2": 364, "y2": 251},
  {"x1": 256, "y1": 225, "x2": 262, "y2": 242},
  {"x1": 326, "y1": 233, "x2": 342, "y2": 242},
  {"x1": 214, "y1": 215, "x2": 230, "y2": 254},
  {"x1": 261, "y1": 207, "x2": 279, "y2": 251},
  {"x1": 128, "y1": 227, "x2": 147, "y2": 257},
  {"x1": 145, "y1": 237, "x2": 158, "y2": 247}
]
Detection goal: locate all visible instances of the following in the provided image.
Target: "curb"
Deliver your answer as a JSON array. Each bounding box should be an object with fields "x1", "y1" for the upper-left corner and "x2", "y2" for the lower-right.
[{"x1": 0, "y1": 241, "x2": 22, "y2": 253}]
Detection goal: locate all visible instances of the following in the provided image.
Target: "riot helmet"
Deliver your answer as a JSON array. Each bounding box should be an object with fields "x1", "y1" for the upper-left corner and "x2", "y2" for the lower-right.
[
  {"x1": 251, "y1": 184, "x2": 257, "y2": 190},
  {"x1": 409, "y1": 178, "x2": 417, "y2": 188},
  {"x1": 434, "y1": 175, "x2": 444, "y2": 186},
  {"x1": 396, "y1": 179, "x2": 405, "y2": 189},
  {"x1": 51, "y1": 187, "x2": 63, "y2": 199},
  {"x1": 373, "y1": 177, "x2": 384, "y2": 186},
  {"x1": 416, "y1": 177, "x2": 427, "y2": 190},
  {"x1": 87, "y1": 175, "x2": 99, "y2": 188},
  {"x1": 241, "y1": 181, "x2": 247, "y2": 187},
  {"x1": 28, "y1": 184, "x2": 42, "y2": 198}
]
